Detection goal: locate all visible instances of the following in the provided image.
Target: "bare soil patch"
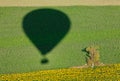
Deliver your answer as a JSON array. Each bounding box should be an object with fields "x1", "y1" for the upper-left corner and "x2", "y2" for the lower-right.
[
  {"x1": 0, "y1": 0, "x2": 120, "y2": 6},
  {"x1": 70, "y1": 63, "x2": 105, "y2": 69}
]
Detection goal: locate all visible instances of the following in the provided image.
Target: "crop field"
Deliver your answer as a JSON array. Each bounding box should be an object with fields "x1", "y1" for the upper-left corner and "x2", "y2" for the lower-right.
[
  {"x1": 0, "y1": 0, "x2": 120, "y2": 6},
  {"x1": 0, "y1": 64, "x2": 120, "y2": 80},
  {"x1": 0, "y1": 6, "x2": 120, "y2": 74}
]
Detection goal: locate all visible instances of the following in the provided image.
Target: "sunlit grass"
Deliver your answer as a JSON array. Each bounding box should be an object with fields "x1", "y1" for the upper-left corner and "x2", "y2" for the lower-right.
[{"x1": 0, "y1": 6, "x2": 120, "y2": 73}]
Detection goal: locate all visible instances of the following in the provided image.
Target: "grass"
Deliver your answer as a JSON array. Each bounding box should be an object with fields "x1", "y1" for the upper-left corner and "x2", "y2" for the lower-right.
[
  {"x1": 0, "y1": 64, "x2": 120, "y2": 80},
  {"x1": 0, "y1": 6, "x2": 120, "y2": 74}
]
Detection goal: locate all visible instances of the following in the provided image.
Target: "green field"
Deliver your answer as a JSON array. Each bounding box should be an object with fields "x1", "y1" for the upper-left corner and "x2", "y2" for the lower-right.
[{"x1": 0, "y1": 6, "x2": 120, "y2": 74}]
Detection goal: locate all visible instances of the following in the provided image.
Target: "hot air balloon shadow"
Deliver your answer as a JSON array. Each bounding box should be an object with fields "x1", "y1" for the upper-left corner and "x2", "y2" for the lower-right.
[{"x1": 23, "y1": 9, "x2": 71, "y2": 64}]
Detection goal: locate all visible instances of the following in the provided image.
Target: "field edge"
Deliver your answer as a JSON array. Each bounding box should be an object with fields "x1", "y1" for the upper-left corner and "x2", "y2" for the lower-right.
[{"x1": 0, "y1": 63, "x2": 120, "y2": 80}]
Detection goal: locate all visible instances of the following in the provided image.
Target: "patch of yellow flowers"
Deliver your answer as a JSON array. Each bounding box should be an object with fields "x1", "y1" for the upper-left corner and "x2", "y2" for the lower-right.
[{"x1": 0, "y1": 64, "x2": 120, "y2": 81}]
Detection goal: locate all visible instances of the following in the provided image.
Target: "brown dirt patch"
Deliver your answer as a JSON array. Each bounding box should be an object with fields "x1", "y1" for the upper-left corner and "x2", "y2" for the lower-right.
[
  {"x1": 0, "y1": 0, "x2": 120, "y2": 6},
  {"x1": 70, "y1": 63, "x2": 105, "y2": 69}
]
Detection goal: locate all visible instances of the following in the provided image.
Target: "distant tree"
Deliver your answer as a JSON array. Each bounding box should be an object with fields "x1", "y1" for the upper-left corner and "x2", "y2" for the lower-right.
[{"x1": 85, "y1": 46, "x2": 101, "y2": 67}]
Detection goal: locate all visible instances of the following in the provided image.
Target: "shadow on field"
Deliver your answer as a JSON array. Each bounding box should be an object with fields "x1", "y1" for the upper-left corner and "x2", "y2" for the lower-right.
[{"x1": 23, "y1": 9, "x2": 71, "y2": 64}]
